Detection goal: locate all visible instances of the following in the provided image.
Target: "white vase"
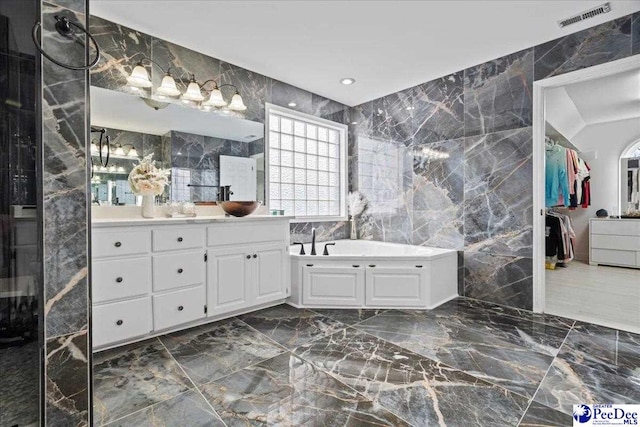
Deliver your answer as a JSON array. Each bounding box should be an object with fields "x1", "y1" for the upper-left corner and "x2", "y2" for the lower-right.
[
  {"x1": 141, "y1": 194, "x2": 156, "y2": 218},
  {"x1": 350, "y1": 217, "x2": 357, "y2": 240}
]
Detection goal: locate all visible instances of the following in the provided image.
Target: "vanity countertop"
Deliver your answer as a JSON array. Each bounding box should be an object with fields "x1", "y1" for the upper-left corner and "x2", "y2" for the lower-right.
[{"x1": 92, "y1": 215, "x2": 293, "y2": 228}]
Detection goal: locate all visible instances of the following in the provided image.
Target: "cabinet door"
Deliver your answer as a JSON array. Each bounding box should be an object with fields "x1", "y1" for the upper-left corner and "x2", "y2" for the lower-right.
[
  {"x1": 365, "y1": 266, "x2": 427, "y2": 307},
  {"x1": 302, "y1": 265, "x2": 364, "y2": 306},
  {"x1": 207, "y1": 247, "x2": 252, "y2": 316},
  {"x1": 253, "y1": 243, "x2": 288, "y2": 304}
]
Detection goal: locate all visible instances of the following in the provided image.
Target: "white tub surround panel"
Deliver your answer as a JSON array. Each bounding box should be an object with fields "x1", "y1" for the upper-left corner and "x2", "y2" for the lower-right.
[
  {"x1": 91, "y1": 217, "x2": 291, "y2": 350},
  {"x1": 290, "y1": 240, "x2": 458, "y2": 309},
  {"x1": 589, "y1": 218, "x2": 640, "y2": 269}
]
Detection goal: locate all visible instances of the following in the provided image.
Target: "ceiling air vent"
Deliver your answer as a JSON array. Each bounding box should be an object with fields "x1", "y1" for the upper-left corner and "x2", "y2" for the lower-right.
[{"x1": 558, "y1": 2, "x2": 611, "y2": 28}]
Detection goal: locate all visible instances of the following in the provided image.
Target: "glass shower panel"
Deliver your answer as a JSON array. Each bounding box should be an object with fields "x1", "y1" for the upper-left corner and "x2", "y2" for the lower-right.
[{"x1": 0, "y1": 1, "x2": 42, "y2": 426}]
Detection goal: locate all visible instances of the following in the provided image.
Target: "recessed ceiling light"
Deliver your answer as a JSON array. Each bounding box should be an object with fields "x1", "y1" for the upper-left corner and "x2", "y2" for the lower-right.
[
  {"x1": 340, "y1": 77, "x2": 356, "y2": 85},
  {"x1": 288, "y1": 102, "x2": 297, "y2": 107}
]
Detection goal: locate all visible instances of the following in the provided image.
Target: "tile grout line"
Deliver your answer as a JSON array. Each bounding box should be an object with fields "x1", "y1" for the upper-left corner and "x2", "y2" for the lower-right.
[
  {"x1": 515, "y1": 319, "x2": 577, "y2": 426},
  {"x1": 98, "y1": 337, "x2": 190, "y2": 426},
  {"x1": 157, "y1": 338, "x2": 229, "y2": 427}
]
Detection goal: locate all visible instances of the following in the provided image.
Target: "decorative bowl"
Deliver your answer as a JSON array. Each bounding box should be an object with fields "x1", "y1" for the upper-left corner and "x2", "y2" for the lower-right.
[{"x1": 218, "y1": 201, "x2": 262, "y2": 217}]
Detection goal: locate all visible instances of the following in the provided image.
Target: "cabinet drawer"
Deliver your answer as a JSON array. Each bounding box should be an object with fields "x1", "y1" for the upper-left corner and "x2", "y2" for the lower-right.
[
  {"x1": 93, "y1": 297, "x2": 152, "y2": 348},
  {"x1": 591, "y1": 234, "x2": 640, "y2": 251},
  {"x1": 152, "y1": 227, "x2": 204, "y2": 252},
  {"x1": 207, "y1": 223, "x2": 286, "y2": 247},
  {"x1": 153, "y1": 251, "x2": 205, "y2": 292},
  {"x1": 591, "y1": 220, "x2": 640, "y2": 236},
  {"x1": 93, "y1": 229, "x2": 151, "y2": 258},
  {"x1": 302, "y1": 266, "x2": 364, "y2": 306},
  {"x1": 93, "y1": 257, "x2": 151, "y2": 303},
  {"x1": 591, "y1": 249, "x2": 637, "y2": 267},
  {"x1": 153, "y1": 286, "x2": 205, "y2": 331}
]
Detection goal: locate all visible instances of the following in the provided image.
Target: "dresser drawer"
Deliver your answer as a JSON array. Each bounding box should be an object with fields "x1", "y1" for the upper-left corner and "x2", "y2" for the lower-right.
[
  {"x1": 152, "y1": 251, "x2": 205, "y2": 292},
  {"x1": 152, "y1": 227, "x2": 204, "y2": 252},
  {"x1": 93, "y1": 257, "x2": 152, "y2": 303},
  {"x1": 591, "y1": 220, "x2": 640, "y2": 236},
  {"x1": 591, "y1": 234, "x2": 640, "y2": 251},
  {"x1": 93, "y1": 297, "x2": 152, "y2": 348},
  {"x1": 591, "y1": 249, "x2": 637, "y2": 267},
  {"x1": 207, "y1": 222, "x2": 286, "y2": 247},
  {"x1": 93, "y1": 229, "x2": 151, "y2": 258},
  {"x1": 153, "y1": 286, "x2": 205, "y2": 331}
]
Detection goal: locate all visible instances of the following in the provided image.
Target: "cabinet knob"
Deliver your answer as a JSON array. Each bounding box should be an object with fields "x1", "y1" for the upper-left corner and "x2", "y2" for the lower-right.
[
  {"x1": 253, "y1": 254, "x2": 257, "y2": 258},
  {"x1": 177, "y1": 237, "x2": 183, "y2": 242},
  {"x1": 178, "y1": 305, "x2": 184, "y2": 311},
  {"x1": 177, "y1": 268, "x2": 183, "y2": 274},
  {"x1": 114, "y1": 241, "x2": 122, "y2": 248},
  {"x1": 352, "y1": 265, "x2": 360, "y2": 268},
  {"x1": 116, "y1": 320, "x2": 123, "y2": 326},
  {"x1": 368, "y1": 264, "x2": 376, "y2": 268},
  {"x1": 306, "y1": 264, "x2": 314, "y2": 267},
  {"x1": 246, "y1": 255, "x2": 251, "y2": 259},
  {"x1": 116, "y1": 277, "x2": 123, "y2": 283},
  {"x1": 415, "y1": 265, "x2": 423, "y2": 268}
]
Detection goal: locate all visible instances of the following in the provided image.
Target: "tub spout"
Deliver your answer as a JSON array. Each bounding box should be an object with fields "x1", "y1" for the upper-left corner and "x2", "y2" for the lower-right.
[{"x1": 311, "y1": 228, "x2": 317, "y2": 255}]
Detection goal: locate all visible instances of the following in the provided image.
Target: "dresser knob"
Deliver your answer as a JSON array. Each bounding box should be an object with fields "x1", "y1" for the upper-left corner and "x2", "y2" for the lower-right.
[
  {"x1": 116, "y1": 277, "x2": 123, "y2": 283},
  {"x1": 114, "y1": 241, "x2": 122, "y2": 247},
  {"x1": 116, "y1": 320, "x2": 123, "y2": 326},
  {"x1": 253, "y1": 254, "x2": 257, "y2": 258},
  {"x1": 178, "y1": 305, "x2": 184, "y2": 311},
  {"x1": 177, "y1": 237, "x2": 183, "y2": 242},
  {"x1": 177, "y1": 268, "x2": 183, "y2": 274},
  {"x1": 246, "y1": 255, "x2": 251, "y2": 259}
]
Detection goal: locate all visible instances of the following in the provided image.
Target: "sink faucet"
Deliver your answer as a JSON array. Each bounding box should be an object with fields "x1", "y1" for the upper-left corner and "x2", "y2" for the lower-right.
[{"x1": 310, "y1": 227, "x2": 317, "y2": 255}]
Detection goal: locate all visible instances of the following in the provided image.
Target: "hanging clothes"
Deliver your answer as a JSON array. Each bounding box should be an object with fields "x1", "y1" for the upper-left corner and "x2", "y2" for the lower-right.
[
  {"x1": 545, "y1": 210, "x2": 576, "y2": 269},
  {"x1": 545, "y1": 142, "x2": 570, "y2": 207}
]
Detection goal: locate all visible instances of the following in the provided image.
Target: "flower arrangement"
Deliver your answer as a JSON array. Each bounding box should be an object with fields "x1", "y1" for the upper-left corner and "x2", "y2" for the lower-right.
[
  {"x1": 347, "y1": 191, "x2": 367, "y2": 218},
  {"x1": 128, "y1": 154, "x2": 170, "y2": 196}
]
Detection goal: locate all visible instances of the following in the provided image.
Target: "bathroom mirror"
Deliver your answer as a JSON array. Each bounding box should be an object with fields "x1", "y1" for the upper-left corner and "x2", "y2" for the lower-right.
[
  {"x1": 89, "y1": 86, "x2": 265, "y2": 205},
  {"x1": 621, "y1": 156, "x2": 640, "y2": 216}
]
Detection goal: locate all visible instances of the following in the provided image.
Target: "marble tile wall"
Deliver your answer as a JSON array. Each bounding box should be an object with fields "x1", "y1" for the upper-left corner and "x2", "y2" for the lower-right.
[
  {"x1": 42, "y1": 1, "x2": 91, "y2": 425},
  {"x1": 351, "y1": 14, "x2": 638, "y2": 310}
]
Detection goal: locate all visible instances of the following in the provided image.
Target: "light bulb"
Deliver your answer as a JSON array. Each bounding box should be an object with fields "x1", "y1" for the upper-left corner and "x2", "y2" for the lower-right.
[
  {"x1": 202, "y1": 87, "x2": 226, "y2": 108},
  {"x1": 101, "y1": 145, "x2": 108, "y2": 155},
  {"x1": 181, "y1": 78, "x2": 204, "y2": 102},
  {"x1": 228, "y1": 92, "x2": 247, "y2": 111},
  {"x1": 117, "y1": 166, "x2": 125, "y2": 173},
  {"x1": 113, "y1": 144, "x2": 125, "y2": 156},
  {"x1": 108, "y1": 165, "x2": 117, "y2": 172},
  {"x1": 126, "y1": 63, "x2": 152, "y2": 88},
  {"x1": 156, "y1": 72, "x2": 181, "y2": 97},
  {"x1": 128, "y1": 147, "x2": 138, "y2": 158},
  {"x1": 90, "y1": 142, "x2": 98, "y2": 154}
]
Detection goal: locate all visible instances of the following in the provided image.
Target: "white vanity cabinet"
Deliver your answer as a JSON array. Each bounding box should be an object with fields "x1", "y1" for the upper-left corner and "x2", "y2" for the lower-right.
[
  {"x1": 92, "y1": 217, "x2": 290, "y2": 350},
  {"x1": 206, "y1": 223, "x2": 289, "y2": 317},
  {"x1": 589, "y1": 218, "x2": 640, "y2": 268}
]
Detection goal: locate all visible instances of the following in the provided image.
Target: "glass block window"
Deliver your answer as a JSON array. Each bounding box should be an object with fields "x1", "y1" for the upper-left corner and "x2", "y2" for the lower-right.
[{"x1": 267, "y1": 105, "x2": 347, "y2": 219}]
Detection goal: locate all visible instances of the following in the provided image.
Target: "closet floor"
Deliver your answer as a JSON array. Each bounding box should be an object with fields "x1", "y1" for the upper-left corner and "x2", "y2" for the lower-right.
[
  {"x1": 546, "y1": 261, "x2": 640, "y2": 334},
  {"x1": 92, "y1": 298, "x2": 640, "y2": 426}
]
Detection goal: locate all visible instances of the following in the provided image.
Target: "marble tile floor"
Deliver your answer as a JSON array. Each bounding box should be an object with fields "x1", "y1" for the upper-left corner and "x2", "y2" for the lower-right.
[{"x1": 93, "y1": 298, "x2": 640, "y2": 426}]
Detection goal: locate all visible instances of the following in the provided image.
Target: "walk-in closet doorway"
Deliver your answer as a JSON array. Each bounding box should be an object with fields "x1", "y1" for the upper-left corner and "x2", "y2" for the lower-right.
[{"x1": 532, "y1": 55, "x2": 640, "y2": 333}]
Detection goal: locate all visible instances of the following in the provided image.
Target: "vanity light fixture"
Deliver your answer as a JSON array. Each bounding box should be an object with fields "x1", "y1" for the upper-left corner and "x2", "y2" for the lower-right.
[
  {"x1": 181, "y1": 74, "x2": 205, "y2": 102},
  {"x1": 127, "y1": 147, "x2": 139, "y2": 158},
  {"x1": 113, "y1": 144, "x2": 125, "y2": 156},
  {"x1": 340, "y1": 77, "x2": 356, "y2": 85},
  {"x1": 228, "y1": 90, "x2": 247, "y2": 111},
  {"x1": 156, "y1": 71, "x2": 181, "y2": 97},
  {"x1": 127, "y1": 62, "x2": 153, "y2": 88}
]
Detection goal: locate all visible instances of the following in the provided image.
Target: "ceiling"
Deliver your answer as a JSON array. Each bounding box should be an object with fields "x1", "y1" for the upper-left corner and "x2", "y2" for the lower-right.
[
  {"x1": 91, "y1": 1, "x2": 640, "y2": 106},
  {"x1": 546, "y1": 66, "x2": 640, "y2": 143}
]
